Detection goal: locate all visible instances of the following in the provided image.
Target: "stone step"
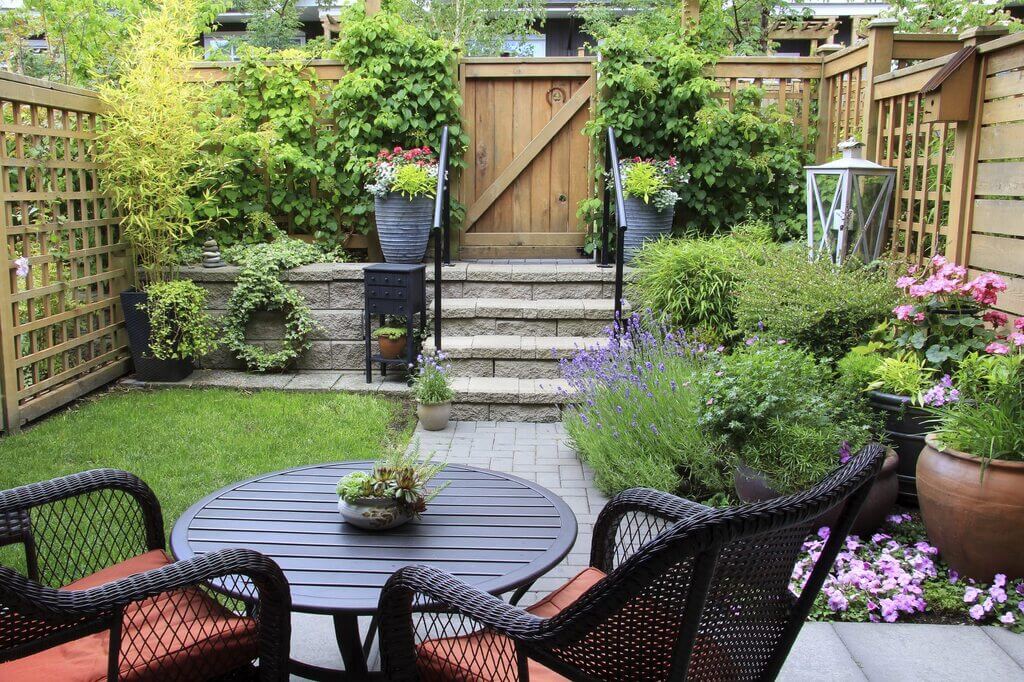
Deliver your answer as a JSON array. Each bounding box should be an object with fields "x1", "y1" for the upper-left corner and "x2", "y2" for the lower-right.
[
  {"x1": 335, "y1": 374, "x2": 573, "y2": 422},
  {"x1": 439, "y1": 298, "x2": 620, "y2": 337},
  {"x1": 441, "y1": 335, "x2": 606, "y2": 379},
  {"x1": 426, "y1": 262, "x2": 623, "y2": 301}
]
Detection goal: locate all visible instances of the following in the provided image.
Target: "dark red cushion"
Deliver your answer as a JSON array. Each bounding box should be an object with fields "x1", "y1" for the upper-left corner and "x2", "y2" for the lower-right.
[
  {"x1": 416, "y1": 567, "x2": 607, "y2": 682},
  {"x1": 0, "y1": 550, "x2": 259, "y2": 682}
]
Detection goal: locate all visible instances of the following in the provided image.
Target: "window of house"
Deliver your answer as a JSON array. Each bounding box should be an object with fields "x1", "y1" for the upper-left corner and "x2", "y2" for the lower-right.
[{"x1": 203, "y1": 30, "x2": 306, "y2": 60}]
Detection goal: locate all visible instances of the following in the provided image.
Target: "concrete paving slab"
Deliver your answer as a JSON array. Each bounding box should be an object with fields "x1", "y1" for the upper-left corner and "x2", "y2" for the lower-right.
[{"x1": 779, "y1": 623, "x2": 867, "y2": 681}]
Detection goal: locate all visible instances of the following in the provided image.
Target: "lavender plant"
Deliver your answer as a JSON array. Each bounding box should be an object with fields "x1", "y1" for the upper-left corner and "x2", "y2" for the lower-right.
[
  {"x1": 560, "y1": 312, "x2": 728, "y2": 498},
  {"x1": 411, "y1": 351, "x2": 454, "y2": 405}
]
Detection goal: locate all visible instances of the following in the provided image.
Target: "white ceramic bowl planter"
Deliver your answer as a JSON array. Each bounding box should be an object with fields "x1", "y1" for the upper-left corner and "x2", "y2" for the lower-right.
[{"x1": 337, "y1": 496, "x2": 412, "y2": 531}]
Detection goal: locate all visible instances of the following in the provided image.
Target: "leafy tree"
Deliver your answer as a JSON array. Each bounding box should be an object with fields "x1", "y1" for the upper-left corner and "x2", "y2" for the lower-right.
[
  {"x1": 879, "y1": 0, "x2": 1022, "y2": 33},
  {"x1": 235, "y1": 0, "x2": 311, "y2": 51},
  {"x1": 385, "y1": 0, "x2": 545, "y2": 56}
]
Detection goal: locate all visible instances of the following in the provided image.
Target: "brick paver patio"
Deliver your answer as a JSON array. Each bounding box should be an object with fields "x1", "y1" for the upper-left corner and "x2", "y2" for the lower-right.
[{"x1": 287, "y1": 420, "x2": 1024, "y2": 680}]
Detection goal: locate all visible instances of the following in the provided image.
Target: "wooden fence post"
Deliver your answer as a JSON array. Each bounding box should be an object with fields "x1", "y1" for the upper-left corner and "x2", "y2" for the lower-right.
[
  {"x1": 946, "y1": 26, "x2": 1009, "y2": 264},
  {"x1": 860, "y1": 18, "x2": 897, "y2": 162},
  {"x1": 814, "y1": 43, "x2": 842, "y2": 162}
]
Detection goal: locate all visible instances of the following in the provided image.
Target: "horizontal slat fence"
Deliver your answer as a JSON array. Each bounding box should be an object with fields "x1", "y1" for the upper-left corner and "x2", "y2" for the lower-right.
[{"x1": 0, "y1": 72, "x2": 130, "y2": 431}]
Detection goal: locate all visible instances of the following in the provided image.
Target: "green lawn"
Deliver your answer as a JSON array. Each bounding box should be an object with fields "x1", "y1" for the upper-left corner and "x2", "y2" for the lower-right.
[{"x1": 0, "y1": 388, "x2": 414, "y2": 542}]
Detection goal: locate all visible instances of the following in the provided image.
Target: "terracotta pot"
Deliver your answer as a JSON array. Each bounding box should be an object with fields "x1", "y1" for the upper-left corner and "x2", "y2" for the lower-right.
[
  {"x1": 417, "y1": 401, "x2": 451, "y2": 431},
  {"x1": 868, "y1": 390, "x2": 931, "y2": 506},
  {"x1": 734, "y1": 447, "x2": 899, "y2": 538},
  {"x1": 377, "y1": 335, "x2": 407, "y2": 359},
  {"x1": 917, "y1": 434, "x2": 1024, "y2": 580}
]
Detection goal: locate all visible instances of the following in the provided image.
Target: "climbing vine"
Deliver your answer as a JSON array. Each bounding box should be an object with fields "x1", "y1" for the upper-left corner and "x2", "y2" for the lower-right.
[
  {"x1": 196, "y1": 9, "x2": 466, "y2": 250},
  {"x1": 581, "y1": 17, "x2": 810, "y2": 240}
]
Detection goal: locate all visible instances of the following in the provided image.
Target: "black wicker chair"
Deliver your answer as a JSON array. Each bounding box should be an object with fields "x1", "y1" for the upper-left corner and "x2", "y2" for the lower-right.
[
  {"x1": 378, "y1": 443, "x2": 886, "y2": 681},
  {"x1": 0, "y1": 469, "x2": 291, "y2": 681}
]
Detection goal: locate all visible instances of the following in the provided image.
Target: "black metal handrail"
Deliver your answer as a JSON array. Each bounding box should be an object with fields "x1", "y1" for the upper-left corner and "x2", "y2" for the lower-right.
[
  {"x1": 599, "y1": 127, "x2": 627, "y2": 326},
  {"x1": 432, "y1": 125, "x2": 452, "y2": 351}
]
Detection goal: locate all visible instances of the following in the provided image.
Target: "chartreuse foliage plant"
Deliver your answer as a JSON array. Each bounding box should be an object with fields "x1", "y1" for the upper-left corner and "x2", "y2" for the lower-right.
[
  {"x1": 581, "y1": 16, "x2": 810, "y2": 238},
  {"x1": 96, "y1": 0, "x2": 228, "y2": 287},
  {"x1": 144, "y1": 280, "x2": 219, "y2": 361},
  {"x1": 197, "y1": 10, "x2": 465, "y2": 249},
  {"x1": 627, "y1": 222, "x2": 778, "y2": 337}
]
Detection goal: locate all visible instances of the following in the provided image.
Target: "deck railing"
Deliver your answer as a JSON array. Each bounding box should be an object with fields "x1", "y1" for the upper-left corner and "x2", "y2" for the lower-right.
[
  {"x1": 600, "y1": 127, "x2": 628, "y2": 327},
  {"x1": 431, "y1": 125, "x2": 452, "y2": 351}
]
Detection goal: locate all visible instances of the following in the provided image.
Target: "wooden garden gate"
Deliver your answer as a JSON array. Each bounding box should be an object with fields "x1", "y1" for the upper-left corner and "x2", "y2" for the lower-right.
[{"x1": 459, "y1": 58, "x2": 595, "y2": 259}]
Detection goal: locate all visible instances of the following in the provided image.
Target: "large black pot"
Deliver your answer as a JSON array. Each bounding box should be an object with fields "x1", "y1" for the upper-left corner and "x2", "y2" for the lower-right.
[
  {"x1": 374, "y1": 192, "x2": 433, "y2": 263},
  {"x1": 867, "y1": 390, "x2": 930, "y2": 506},
  {"x1": 734, "y1": 447, "x2": 899, "y2": 537},
  {"x1": 121, "y1": 290, "x2": 194, "y2": 382}
]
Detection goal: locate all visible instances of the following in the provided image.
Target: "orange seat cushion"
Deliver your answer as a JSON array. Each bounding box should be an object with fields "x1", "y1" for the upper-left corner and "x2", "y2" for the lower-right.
[
  {"x1": 416, "y1": 567, "x2": 606, "y2": 682},
  {"x1": 0, "y1": 550, "x2": 259, "y2": 682}
]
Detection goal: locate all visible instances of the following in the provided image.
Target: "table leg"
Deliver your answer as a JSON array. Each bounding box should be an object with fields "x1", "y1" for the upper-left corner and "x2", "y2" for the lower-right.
[{"x1": 334, "y1": 613, "x2": 370, "y2": 678}]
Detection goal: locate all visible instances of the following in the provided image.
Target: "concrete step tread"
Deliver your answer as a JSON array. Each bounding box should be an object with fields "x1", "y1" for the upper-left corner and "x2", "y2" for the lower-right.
[
  {"x1": 441, "y1": 335, "x2": 608, "y2": 360},
  {"x1": 335, "y1": 374, "x2": 573, "y2": 404},
  {"x1": 441, "y1": 298, "x2": 624, "y2": 320}
]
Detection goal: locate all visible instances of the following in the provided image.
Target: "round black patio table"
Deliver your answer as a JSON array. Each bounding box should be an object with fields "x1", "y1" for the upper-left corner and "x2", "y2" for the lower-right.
[{"x1": 170, "y1": 461, "x2": 577, "y2": 681}]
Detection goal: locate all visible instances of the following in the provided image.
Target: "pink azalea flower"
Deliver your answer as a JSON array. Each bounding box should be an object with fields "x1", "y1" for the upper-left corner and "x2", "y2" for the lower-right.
[{"x1": 986, "y1": 342, "x2": 1010, "y2": 355}]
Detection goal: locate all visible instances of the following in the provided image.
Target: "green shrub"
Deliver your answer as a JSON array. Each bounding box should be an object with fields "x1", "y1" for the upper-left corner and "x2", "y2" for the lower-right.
[
  {"x1": 627, "y1": 223, "x2": 778, "y2": 336},
  {"x1": 836, "y1": 346, "x2": 883, "y2": 394},
  {"x1": 695, "y1": 343, "x2": 878, "y2": 494},
  {"x1": 144, "y1": 280, "x2": 219, "y2": 361},
  {"x1": 734, "y1": 251, "x2": 898, "y2": 360}
]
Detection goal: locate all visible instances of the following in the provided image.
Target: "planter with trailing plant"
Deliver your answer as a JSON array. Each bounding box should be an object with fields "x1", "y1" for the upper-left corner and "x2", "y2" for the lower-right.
[
  {"x1": 367, "y1": 147, "x2": 438, "y2": 263},
  {"x1": 412, "y1": 351, "x2": 454, "y2": 431},
  {"x1": 372, "y1": 325, "x2": 409, "y2": 360},
  {"x1": 916, "y1": 346, "x2": 1024, "y2": 579},
  {"x1": 836, "y1": 256, "x2": 1011, "y2": 505},
  {"x1": 618, "y1": 156, "x2": 687, "y2": 261},
  {"x1": 121, "y1": 280, "x2": 218, "y2": 382},
  {"x1": 335, "y1": 443, "x2": 446, "y2": 530},
  {"x1": 697, "y1": 342, "x2": 884, "y2": 534}
]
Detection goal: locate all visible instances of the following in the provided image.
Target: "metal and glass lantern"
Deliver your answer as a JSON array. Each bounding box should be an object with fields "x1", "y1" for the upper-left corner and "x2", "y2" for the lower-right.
[{"x1": 805, "y1": 138, "x2": 896, "y2": 264}]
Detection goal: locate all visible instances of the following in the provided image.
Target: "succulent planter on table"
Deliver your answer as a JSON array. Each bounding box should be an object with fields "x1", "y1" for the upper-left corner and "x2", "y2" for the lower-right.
[
  {"x1": 335, "y1": 448, "x2": 446, "y2": 532},
  {"x1": 338, "y1": 496, "x2": 413, "y2": 531}
]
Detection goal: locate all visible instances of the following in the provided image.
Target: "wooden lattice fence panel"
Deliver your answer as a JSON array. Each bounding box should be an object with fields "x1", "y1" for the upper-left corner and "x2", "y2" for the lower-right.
[
  {"x1": 875, "y1": 92, "x2": 956, "y2": 264},
  {"x1": 0, "y1": 72, "x2": 130, "y2": 431}
]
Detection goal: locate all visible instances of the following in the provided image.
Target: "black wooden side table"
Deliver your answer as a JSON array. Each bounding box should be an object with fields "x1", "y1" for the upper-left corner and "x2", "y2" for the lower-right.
[{"x1": 363, "y1": 263, "x2": 426, "y2": 383}]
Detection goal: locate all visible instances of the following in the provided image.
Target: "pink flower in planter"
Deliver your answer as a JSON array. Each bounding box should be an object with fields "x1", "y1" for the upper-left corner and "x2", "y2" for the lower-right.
[
  {"x1": 893, "y1": 305, "x2": 917, "y2": 321},
  {"x1": 1012, "y1": 332, "x2": 1024, "y2": 347},
  {"x1": 963, "y1": 272, "x2": 1007, "y2": 306},
  {"x1": 896, "y1": 275, "x2": 917, "y2": 289},
  {"x1": 986, "y1": 342, "x2": 1010, "y2": 355},
  {"x1": 983, "y1": 310, "x2": 1009, "y2": 327},
  {"x1": 1016, "y1": 318, "x2": 1024, "y2": 331}
]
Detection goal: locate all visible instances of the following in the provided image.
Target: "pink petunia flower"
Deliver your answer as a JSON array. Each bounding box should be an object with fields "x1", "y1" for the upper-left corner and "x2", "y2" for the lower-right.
[
  {"x1": 969, "y1": 604, "x2": 986, "y2": 620},
  {"x1": 999, "y1": 612, "x2": 1016, "y2": 625}
]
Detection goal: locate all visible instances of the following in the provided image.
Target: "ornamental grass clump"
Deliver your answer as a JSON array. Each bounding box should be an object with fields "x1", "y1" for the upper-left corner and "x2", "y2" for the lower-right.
[
  {"x1": 560, "y1": 312, "x2": 728, "y2": 498},
  {"x1": 695, "y1": 342, "x2": 878, "y2": 494}
]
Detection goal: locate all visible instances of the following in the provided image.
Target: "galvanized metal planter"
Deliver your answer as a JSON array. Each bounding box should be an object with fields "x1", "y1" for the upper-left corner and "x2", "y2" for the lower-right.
[
  {"x1": 622, "y1": 197, "x2": 674, "y2": 261},
  {"x1": 374, "y1": 192, "x2": 434, "y2": 264}
]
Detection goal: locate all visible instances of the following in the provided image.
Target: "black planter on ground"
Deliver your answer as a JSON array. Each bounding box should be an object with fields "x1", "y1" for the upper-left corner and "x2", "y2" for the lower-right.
[
  {"x1": 622, "y1": 197, "x2": 674, "y2": 262},
  {"x1": 121, "y1": 290, "x2": 194, "y2": 382},
  {"x1": 734, "y1": 447, "x2": 899, "y2": 537},
  {"x1": 867, "y1": 390, "x2": 930, "y2": 506}
]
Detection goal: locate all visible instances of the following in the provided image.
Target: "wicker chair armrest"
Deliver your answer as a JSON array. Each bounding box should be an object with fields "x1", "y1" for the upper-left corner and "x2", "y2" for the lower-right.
[
  {"x1": 591, "y1": 487, "x2": 712, "y2": 571},
  {"x1": 0, "y1": 548, "x2": 291, "y2": 679},
  {"x1": 0, "y1": 469, "x2": 165, "y2": 552},
  {"x1": 378, "y1": 564, "x2": 549, "y2": 680}
]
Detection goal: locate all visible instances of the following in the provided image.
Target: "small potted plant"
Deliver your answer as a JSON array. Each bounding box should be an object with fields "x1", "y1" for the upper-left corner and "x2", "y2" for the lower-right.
[
  {"x1": 336, "y1": 441, "x2": 447, "y2": 530},
  {"x1": 837, "y1": 255, "x2": 1009, "y2": 503},
  {"x1": 412, "y1": 351, "x2": 454, "y2": 431},
  {"x1": 366, "y1": 146, "x2": 438, "y2": 263},
  {"x1": 618, "y1": 156, "x2": 688, "y2": 261},
  {"x1": 372, "y1": 323, "x2": 409, "y2": 360},
  {"x1": 917, "y1": 342, "x2": 1024, "y2": 579},
  {"x1": 698, "y1": 342, "x2": 895, "y2": 536},
  {"x1": 137, "y1": 279, "x2": 220, "y2": 381}
]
